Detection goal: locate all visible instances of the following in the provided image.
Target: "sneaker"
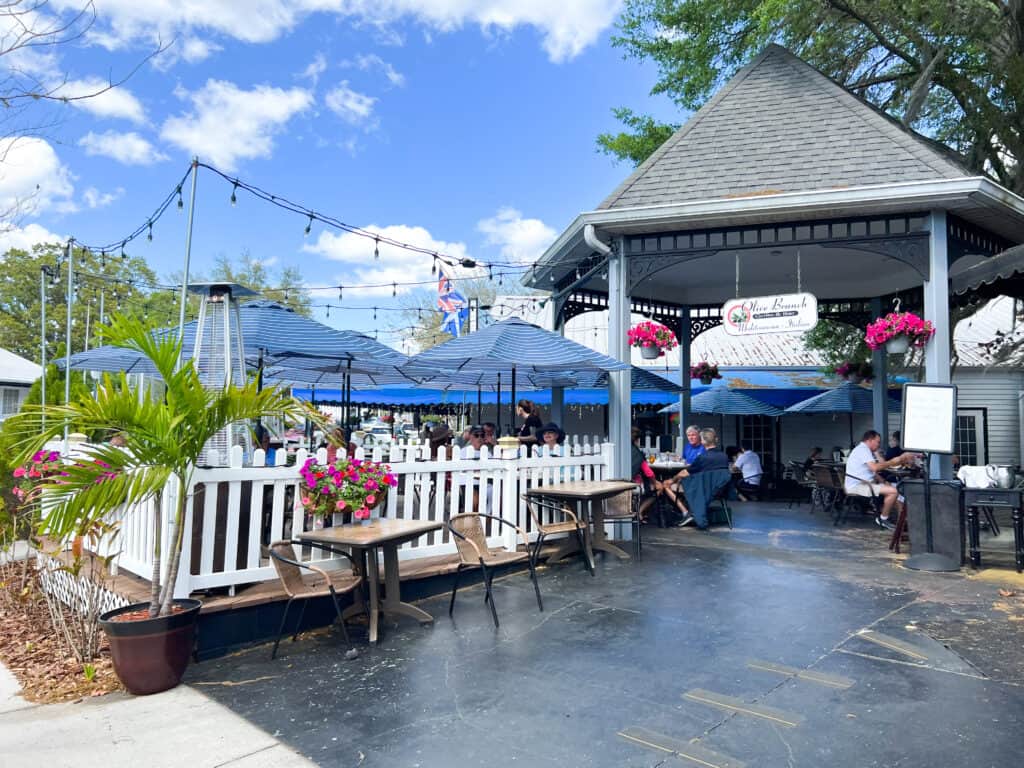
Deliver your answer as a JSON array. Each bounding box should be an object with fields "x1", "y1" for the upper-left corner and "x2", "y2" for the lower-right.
[
  {"x1": 678, "y1": 515, "x2": 695, "y2": 527},
  {"x1": 874, "y1": 515, "x2": 895, "y2": 531},
  {"x1": 737, "y1": 493, "x2": 748, "y2": 502}
]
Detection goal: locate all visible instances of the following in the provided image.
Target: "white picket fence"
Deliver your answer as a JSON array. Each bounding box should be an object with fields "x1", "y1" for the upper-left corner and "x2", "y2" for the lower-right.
[{"x1": 90, "y1": 441, "x2": 615, "y2": 598}]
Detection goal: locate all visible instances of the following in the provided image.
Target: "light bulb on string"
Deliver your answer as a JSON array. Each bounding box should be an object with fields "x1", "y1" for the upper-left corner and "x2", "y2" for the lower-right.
[
  {"x1": 304, "y1": 214, "x2": 313, "y2": 237},
  {"x1": 392, "y1": 283, "x2": 396, "y2": 297},
  {"x1": 120, "y1": 241, "x2": 127, "y2": 260},
  {"x1": 338, "y1": 286, "x2": 343, "y2": 301},
  {"x1": 230, "y1": 182, "x2": 238, "y2": 207},
  {"x1": 326, "y1": 306, "x2": 330, "y2": 318},
  {"x1": 431, "y1": 256, "x2": 437, "y2": 275},
  {"x1": 284, "y1": 288, "x2": 290, "y2": 302},
  {"x1": 147, "y1": 222, "x2": 153, "y2": 242},
  {"x1": 374, "y1": 237, "x2": 380, "y2": 260},
  {"x1": 100, "y1": 251, "x2": 106, "y2": 268},
  {"x1": 373, "y1": 307, "x2": 377, "y2": 321},
  {"x1": 176, "y1": 186, "x2": 183, "y2": 211}
]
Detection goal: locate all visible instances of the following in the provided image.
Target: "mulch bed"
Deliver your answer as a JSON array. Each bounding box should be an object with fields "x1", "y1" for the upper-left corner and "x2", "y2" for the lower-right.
[{"x1": 0, "y1": 572, "x2": 123, "y2": 703}]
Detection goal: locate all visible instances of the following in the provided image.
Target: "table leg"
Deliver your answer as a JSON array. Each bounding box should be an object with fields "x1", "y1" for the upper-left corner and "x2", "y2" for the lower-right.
[
  {"x1": 966, "y1": 505, "x2": 981, "y2": 568},
  {"x1": 364, "y1": 546, "x2": 382, "y2": 643},
  {"x1": 381, "y1": 543, "x2": 434, "y2": 625},
  {"x1": 342, "y1": 548, "x2": 369, "y2": 621},
  {"x1": 1013, "y1": 506, "x2": 1023, "y2": 574}
]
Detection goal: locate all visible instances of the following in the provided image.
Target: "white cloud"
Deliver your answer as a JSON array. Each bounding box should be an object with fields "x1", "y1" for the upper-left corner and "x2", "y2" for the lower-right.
[
  {"x1": 159, "y1": 79, "x2": 313, "y2": 170},
  {"x1": 79, "y1": 130, "x2": 169, "y2": 165},
  {"x1": 303, "y1": 224, "x2": 476, "y2": 297},
  {"x1": 0, "y1": 138, "x2": 74, "y2": 217},
  {"x1": 477, "y1": 207, "x2": 556, "y2": 264},
  {"x1": 83, "y1": 186, "x2": 125, "y2": 209},
  {"x1": 325, "y1": 81, "x2": 378, "y2": 126},
  {"x1": 341, "y1": 54, "x2": 406, "y2": 87},
  {"x1": 56, "y1": 78, "x2": 147, "y2": 123},
  {"x1": 54, "y1": 0, "x2": 620, "y2": 62},
  {"x1": 299, "y1": 52, "x2": 327, "y2": 85},
  {"x1": 0, "y1": 223, "x2": 66, "y2": 255},
  {"x1": 182, "y1": 37, "x2": 222, "y2": 62}
]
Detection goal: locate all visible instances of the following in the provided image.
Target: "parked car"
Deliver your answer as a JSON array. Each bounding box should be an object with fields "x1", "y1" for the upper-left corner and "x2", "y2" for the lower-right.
[{"x1": 361, "y1": 426, "x2": 394, "y2": 447}]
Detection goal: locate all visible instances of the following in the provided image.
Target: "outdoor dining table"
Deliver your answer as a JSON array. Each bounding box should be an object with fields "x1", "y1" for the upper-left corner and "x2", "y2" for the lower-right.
[
  {"x1": 297, "y1": 518, "x2": 442, "y2": 643},
  {"x1": 525, "y1": 480, "x2": 638, "y2": 570}
]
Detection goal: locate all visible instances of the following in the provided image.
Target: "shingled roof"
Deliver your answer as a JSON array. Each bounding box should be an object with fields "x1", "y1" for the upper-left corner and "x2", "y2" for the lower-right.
[{"x1": 598, "y1": 45, "x2": 971, "y2": 210}]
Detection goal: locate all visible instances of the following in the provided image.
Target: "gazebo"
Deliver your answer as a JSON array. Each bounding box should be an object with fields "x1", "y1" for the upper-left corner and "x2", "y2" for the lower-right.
[{"x1": 525, "y1": 45, "x2": 1024, "y2": 478}]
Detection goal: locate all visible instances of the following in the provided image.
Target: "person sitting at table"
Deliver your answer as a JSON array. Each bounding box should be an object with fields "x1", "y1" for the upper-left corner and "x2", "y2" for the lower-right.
[
  {"x1": 482, "y1": 422, "x2": 499, "y2": 449},
  {"x1": 326, "y1": 425, "x2": 356, "y2": 463},
  {"x1": 883, "y1": 431, "x2": 903, "y2": 461},
  {"x1": 631, "y1": 427, "x2": 660, "y2": 524},
  {"x1": 682, "y1": 425, "x2": 706, "y2": 464},
  {"x1": 539, "y1": 422, "x2": 565, "y2": 457},
  {"x1": 429, "y1": 424, "x2": 453, "y2": 459},
  {"x1": 662, "y1": 429, "x2": 729, "y2": 525},
  {"x1": 254, "y1": 425, "x2": 276, "y2": 466},
  {"x1": 732, "y1": 443, "x2": 763, "y2": 501},
  {"x1": 845, "y1": 430, "x2": 913, "y2": 530}
]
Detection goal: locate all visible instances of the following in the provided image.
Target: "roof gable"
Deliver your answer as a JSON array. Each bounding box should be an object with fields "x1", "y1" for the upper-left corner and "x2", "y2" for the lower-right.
[{"x1": 599, "y1": 45, "x2": 971, "y2": 210}]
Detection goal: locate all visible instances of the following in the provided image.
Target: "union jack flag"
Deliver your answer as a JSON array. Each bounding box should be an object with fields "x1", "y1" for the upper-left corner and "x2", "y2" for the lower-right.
[{"x1": 437, "y1": 264, "x2": 469, "y2": 337}]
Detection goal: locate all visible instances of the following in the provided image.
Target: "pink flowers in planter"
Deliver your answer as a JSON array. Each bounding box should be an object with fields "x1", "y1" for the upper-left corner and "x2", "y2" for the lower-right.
[
  {"x1": 865, "y1": 311, "x2": 936, "y2": 351},
  {"x1": 627, "y1": 321, "x2": 678, "y2": 356},
  {"x1": 299, "y1": 456, "x2": 398, "y2": 523}
]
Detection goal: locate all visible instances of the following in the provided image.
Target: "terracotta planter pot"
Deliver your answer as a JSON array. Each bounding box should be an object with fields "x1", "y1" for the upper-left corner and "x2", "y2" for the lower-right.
[
  {"x1": 99, "y1": 599, "x2": 201, "y2": 695},
  {"x1": 640, "y1": 345, "x2": 660, "y2": 359}
]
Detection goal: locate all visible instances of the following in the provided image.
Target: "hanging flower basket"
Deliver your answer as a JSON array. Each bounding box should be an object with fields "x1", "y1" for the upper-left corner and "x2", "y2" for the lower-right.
[
  {"x1": 299, "y1": 456, "x2": 397, "y2": 526},
  {"x1": 628, "y1": 321, "x2": 678, "y2": 359},
  {"x1": 835, "y1": 361, "x2": 874, "y2": 384},
  {"x1": 690, "y1": 362, "x2": 721, "y2": 385},
  {"x1": 865, "y1": 311, "x2": 935, "y2": 353}
]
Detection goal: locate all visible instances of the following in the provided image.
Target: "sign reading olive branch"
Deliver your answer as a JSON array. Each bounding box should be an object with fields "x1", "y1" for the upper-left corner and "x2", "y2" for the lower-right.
[{"x1": 721, "y1": 292, "x2": 818, "y2": 336}]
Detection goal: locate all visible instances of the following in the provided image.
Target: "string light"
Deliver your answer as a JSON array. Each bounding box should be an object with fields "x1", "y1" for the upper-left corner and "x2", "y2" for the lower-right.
[
  {"x1": 338, "y1": 286, "x2": 343, "y2": 300},
  {"x1": 230, "y1": 182, "x2": 238, "y2": 207},
  {"x1": 146, "y1": 223, "x2": 153, "y2": 242},
  {"x1": 392, "y1": 283, "x2": 397, "y2": 297},
  {"x1": 374, "y1": 237, "x2": 380, "y2": 260},
  {"x1": 176, "y1": 185, "x2": 183, "y2": 211},
  {"x1": 431, "y1": 256, "x2": 437, "y2": 275},
  {"x1": 304, "y1": 214, "x2": 313, "y2": 237},
  {"x1": 120, "y1": 241, "x2": 126, "y2": 260}
]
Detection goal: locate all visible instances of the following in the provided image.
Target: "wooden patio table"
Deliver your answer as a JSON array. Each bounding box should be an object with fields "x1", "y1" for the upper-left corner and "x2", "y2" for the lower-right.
[
  {"x1": 297, "y1": 518, "x2": 442, "y2": 643},
  {"x1": 526, "y1": 480, "x2": 638, "y2": 570}
]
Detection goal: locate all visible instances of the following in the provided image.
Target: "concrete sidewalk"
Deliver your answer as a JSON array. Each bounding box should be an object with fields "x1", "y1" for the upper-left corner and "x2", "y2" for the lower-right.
[{"x1": 0, "y1": 661, "x2": 314, "y2": 768}]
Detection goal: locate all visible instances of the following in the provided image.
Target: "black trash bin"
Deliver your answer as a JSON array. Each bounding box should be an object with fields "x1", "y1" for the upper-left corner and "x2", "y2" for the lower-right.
[{"x1": 899, "y1": 479, "x2": 965, "y2": 565}]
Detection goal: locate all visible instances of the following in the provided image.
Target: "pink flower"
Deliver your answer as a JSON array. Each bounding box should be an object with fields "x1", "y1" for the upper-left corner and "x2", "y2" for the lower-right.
[
  {"x1": 355, "y1": 507, "x2": 369, "y2": 519},
  {"x1": 12, "y1": 466, "x2": 25, "y2": 478},
  {"x1": 365, "y1": 479, "x2": 379, "y2": 491},
  {"x1": 301, "y1": 496, "x2": 311, "y2": 506},
  {"x1": 335, "y1": 499, "x2": 347, "y2": 510},
  {"x1": 366, "y1": 494, "x2": 376, "y2": 505}
]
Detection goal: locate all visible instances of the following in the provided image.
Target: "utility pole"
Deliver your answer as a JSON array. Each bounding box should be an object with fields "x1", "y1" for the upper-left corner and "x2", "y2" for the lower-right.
[
  {"x1": 177, "y1": 157, "x2": 200, "y2": 355},
  {"x1": 63, "y1": 239, "x2": 74, "y2": 446},
  {"x1": 468, "y1": 297, "x2": 479, "y2": 333}
]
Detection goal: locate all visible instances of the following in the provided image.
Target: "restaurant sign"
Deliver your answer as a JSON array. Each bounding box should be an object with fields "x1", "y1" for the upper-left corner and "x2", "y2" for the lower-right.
[{"x1": 721, "y1": 293, "x2": 818, "y2": 336}]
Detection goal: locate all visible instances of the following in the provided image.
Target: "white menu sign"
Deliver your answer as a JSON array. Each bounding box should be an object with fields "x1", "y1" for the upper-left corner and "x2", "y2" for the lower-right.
[
  {"x1": 901, "y1": 383, "x2": 957, "y2": 454},
  {"x1": 721, "y1": 293, "x2": 818, "y2": 336}
]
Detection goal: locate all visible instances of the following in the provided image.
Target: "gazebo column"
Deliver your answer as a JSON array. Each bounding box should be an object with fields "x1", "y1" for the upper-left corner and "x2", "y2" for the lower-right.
[
  {"x1": 607, "y1": 237, "x2": 632, "y2": 477},
  {"x1": 924, "y1": 210, "x2": 953, "y2": 479},
  {"x1": 870, "y1": 297, "x2": 889, "y2": 439},
  {"x1": 677, "y1": 307, "x2": 692, "y2": 453}
]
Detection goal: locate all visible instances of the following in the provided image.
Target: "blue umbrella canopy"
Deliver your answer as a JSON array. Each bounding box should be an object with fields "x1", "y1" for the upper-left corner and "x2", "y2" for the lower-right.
[
  {"x1": 402, "y1": 317, "x2": 630, "y2": 377},
  {"x1": 62, "y1": 300, "x2": 408, "y2": 377},
  {"x1": 659, "y1": 387, "x2": 784, "y2": 416},
  {"x1": 784, "y1": 382, "x2": 901, "y2": 414}
]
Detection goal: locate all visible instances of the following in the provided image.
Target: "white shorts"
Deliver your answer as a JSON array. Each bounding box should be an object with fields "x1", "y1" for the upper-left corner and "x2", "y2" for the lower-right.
[{"x1": 846, "y1": 482, "x2": 886, "y2": 497}]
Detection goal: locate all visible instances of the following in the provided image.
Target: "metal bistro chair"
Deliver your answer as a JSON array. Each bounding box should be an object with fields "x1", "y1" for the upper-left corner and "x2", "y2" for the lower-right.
[
  {"x1": 447, "y1": 513, "x2": 543, "y2": 628},
  {"x1": 837, "y1": 472, "x2": 882, "y2": 526},
  {"x1": 810, "y1": 465, "x2": 844, "y2": 521},
  {"x1": 522, "y1": 494, "x2": 592, "y2": 574},
  {"x1": 268, "y1": 540, "x2": 366, "y2": 660},
  {"x1": 602, "y1": 485, "x2": 642, "y2": 559}
]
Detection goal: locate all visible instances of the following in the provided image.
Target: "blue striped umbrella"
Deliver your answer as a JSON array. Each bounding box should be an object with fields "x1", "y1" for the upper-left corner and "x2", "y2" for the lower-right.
[
  {"x1": 659, "y1": 388, "x2": 784, "y2": 415},
  {"x1": 784, "y1": 382, "x2": 901, "y2": 414}
]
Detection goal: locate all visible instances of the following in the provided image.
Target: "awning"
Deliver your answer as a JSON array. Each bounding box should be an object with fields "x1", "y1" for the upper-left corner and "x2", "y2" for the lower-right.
[{"x1": 951, "y1": 244, "x2": 1024, "y2": 302}]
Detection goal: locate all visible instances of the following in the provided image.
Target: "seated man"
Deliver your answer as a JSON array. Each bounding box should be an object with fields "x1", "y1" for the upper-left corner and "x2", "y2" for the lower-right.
[
  {"x1": 663, "y1": 428, "x2": 729, "y2": 528},
  {"x1": 844, "y1": 430, "x2": 911, "y2": 530},
  {"x1": 733, "y1": 444, "x2": 763, "y2": 500},
  {"x1": 482, "y1": 422, "x2": 499, "y2": 449},
  {"x1": 681, "y1": 425, "x2": 706, "y2": 464}
]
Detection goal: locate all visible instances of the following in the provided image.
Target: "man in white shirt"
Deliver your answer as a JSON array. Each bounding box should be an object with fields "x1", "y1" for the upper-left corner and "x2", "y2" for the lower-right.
[
  {"x1": 844, "y1": 430, "x2": 911, "y2": 529},
  {"x1": 733, "y1": 444, "x2": 763, "y2": 500}
]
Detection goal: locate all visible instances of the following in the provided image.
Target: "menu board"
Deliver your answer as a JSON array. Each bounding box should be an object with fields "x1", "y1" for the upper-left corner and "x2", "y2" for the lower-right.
[{"x1": 900, "y1": 383, "x2": 957, "y2": 454}]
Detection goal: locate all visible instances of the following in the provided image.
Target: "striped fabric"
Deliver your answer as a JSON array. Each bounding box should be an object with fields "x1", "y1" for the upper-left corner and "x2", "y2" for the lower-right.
[
  {"x1": 784, "y1": 382, "x2": 902, "y2": 413},
  {"x1": 661, "y1": 388, "x2": 784, "y2": 416}
]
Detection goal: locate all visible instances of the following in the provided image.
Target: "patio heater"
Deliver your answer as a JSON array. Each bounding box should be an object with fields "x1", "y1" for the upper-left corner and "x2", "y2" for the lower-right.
[{"x1": 189, "y1": 282, "x2": 258, "y2": 466}]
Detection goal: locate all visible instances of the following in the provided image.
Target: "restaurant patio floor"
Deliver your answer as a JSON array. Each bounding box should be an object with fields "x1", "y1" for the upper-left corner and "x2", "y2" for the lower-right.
[{"x1": 185, "y1": 502, "x2": 1024, "y2": 767}]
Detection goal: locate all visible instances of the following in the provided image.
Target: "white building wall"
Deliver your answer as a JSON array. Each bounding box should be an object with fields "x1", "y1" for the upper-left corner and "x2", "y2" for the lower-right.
[{"x1": 950, "y1": 369, "x2": 1024, "y2": 465}]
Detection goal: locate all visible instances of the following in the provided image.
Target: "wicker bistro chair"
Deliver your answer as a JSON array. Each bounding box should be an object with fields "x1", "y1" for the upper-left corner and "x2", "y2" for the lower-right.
[
  {"x1": 601, "y1": 485, "x2": 641, "y2": 559},
  {"x1": 522, "y1": 495, "x2": 593, "y2": 574},
  {"x1": 268, "y1": 540, "x2": 366, "y2": 660},
  {"x1": 446, "y1": 512, "x2": 543, "y2": 628}
]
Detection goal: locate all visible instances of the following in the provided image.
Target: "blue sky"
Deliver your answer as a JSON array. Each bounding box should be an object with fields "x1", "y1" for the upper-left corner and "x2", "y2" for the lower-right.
[{"x1": 0, "y1": 2, "x2": 682, "y2": 347}]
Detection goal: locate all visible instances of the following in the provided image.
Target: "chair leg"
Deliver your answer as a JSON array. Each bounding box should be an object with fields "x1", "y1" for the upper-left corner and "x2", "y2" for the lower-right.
[
  {"x1": 482, "y1": 566, "x2": 499, "y2": 628},
  {"x1": 531, "y1": 532, "x2": 546, "y2": 569},
  {"x1": 448, "y1": 564, "x2": 463, "y2": 616},
  {"x1": 271, "y1": 598, "x2": 293, "y2": 660},
  {"x1": 527, "y1": 557, "x2": 543, "y2": 612},
  {"x1": 329, "y1": 586, "x2": 350, "y2": 644},
  {"x1": 575, "y1": 526, "x2": 594, "y2": 575},
  {"x1": 291, "y1": 599, "x2": 308, "y2": 642}
]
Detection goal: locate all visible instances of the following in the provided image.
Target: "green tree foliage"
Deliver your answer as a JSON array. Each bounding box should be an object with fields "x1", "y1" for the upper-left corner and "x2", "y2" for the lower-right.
[
  {"x1": 802, "y1": 320, "x2": 871, "y2": 372},
  {"x1": 207, "y1": 251, "x2": 311, "y2": 316},
  {"x1": 0, "y1": 243, "x2": 176, "y2": 362},
  {"x1": 597, "y1": 108, "x2": 680, "y2": 165},
  {"x1": 604, "y1": 0, "x2": 1024, "y2": 192}
]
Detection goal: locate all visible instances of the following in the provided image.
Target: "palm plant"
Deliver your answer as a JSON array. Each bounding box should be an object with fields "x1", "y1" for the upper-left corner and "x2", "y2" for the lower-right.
[{"x1": 11, "y1": 314, "x2": 317, "y2": 617}]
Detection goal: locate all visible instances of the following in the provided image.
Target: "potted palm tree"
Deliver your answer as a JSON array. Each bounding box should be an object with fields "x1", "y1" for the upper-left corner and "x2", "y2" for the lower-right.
[{"x1": 11, "y1": 314, "x2": 316, "y2": 695}]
